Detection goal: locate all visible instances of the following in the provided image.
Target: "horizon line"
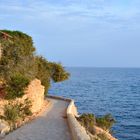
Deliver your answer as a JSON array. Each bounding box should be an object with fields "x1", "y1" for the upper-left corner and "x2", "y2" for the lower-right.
[{"x1": 64, "y1": 66, "x2": 140, "y2": 69}]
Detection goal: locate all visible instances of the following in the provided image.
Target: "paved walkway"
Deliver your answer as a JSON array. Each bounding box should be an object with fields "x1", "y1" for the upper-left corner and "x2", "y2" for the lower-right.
[{"x1": 3, "y1": 98, "x2": 72, "y2": 140}]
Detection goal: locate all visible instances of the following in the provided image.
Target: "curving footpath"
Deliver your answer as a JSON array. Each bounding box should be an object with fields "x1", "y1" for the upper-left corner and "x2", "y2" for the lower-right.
[{"x1": 3, "y1": 98, "x2": 72, "y2": 140}]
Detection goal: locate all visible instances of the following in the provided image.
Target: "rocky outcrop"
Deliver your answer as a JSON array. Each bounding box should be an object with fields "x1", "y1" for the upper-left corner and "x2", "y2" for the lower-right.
[
  {"x1": 0, "y1": 120, "x2": 10, "y2": 136},
  {"x1": 88, "y1": 126, "x2": 117, "y2": 140},
  {"x1": 0, "y1": 79, "x2": 45, "y2": 135},
  {"x1": 0, "y1": 79, "x2": 45, "y2": 116},
  {"x1": 24, "y1": 79, "x2": 45, "y2": 113},
  {"x1": 0, "y1": 43, "x2": 1, "y2": 60}
]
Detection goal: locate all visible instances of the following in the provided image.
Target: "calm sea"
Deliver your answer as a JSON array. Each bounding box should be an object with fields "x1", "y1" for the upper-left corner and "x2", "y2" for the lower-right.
[{"x1": 49, "y1": 67, "x2": 140, "y2": 140}]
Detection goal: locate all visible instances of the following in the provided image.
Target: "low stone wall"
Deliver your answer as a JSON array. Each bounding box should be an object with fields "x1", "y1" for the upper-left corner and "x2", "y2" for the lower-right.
[
  {"x1": 67, "y1": 99, "x2": 90, "y2": 140},
  {"x1": 47, "y1": 95, "x2": 90, "y2": 140},
  {"x1": 0, "y1": 79, "x2": 45, "y2": 116}
]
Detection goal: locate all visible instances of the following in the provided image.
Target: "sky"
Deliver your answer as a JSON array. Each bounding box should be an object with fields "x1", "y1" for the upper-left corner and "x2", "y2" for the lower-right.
[{"x1": 0, "y1": 0, "x2": 140, "y2": 67}]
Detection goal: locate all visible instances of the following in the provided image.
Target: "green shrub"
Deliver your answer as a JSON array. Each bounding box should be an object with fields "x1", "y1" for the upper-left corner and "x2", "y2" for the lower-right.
[
  {"x1": 22, "y1": 98, "x2": 32, "y2": 116},
  {"x1": 96, "y1": 114, "x2": 115, "y2": 131},
  {"x1": 50, "y1": 63, "x2": 70, "y2": 82},
  {"x1": 0, "y1": 30, "x2": 69, "y2": 97},
  {"x1": 0, "y1": 99, "x2": 32, "y2": 128},
  {"x1": 0, "y1": 30, "x2": 36, "y2": 81},
  {"x1": 77, "y1": 113, "x2": 115, "y2": 135},
  {"x1": 5, "y1": 73, "x2": 30, "y2": 99},
  {"x1": 35, "y1": 57, "x2": 70, "y2": 95},
  {"x1": 97, "y1": 133, "x2": 109, "y2": 140},
  {"x1": 2, "y1": 103, "x2": 20, "y2": 123},
  {"x1": 77, "y1": 113, "x2": 96, "y2": 134},
  {"x1": 35, "y1": 56, "x2": 51, "y2": 94}
]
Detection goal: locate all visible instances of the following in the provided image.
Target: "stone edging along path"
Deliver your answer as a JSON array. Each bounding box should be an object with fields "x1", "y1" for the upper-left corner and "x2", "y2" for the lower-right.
[{"x1": 47, "y1": 95, "x2": 90, "y2": 140}]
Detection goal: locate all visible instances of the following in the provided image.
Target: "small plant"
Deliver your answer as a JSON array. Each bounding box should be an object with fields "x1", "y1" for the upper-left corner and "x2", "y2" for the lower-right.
[
  {"x1": 0, "y1": 102, "x2": 21, "y2": 129},
  {"x1": 5, "y1": 73, "x2": 29, "y2": 99},
  {"x1": 97, "y1": 133, "x2": 109, "y2": 140},
  {"x1": 96, "y1": 114, "x2": 115, "y2": 131},
  {"x1": 77, "y1": 113, "x2": 115, "y2": 136},
  {"x1": 77, "y1": 113, "x2": 96, "y2": 134},
  {"x1": 50, "y1": 63, "x2": 70, "y2": 82},
  {"x1": 22, "y1": 98, "x2": 32, "y2": 116},
  {"x1": 0, "y1": 99, "x2": 32, "y2": 130},
  {"x1": 2, "y1": 103, "x2": 20, "y2": 122}
]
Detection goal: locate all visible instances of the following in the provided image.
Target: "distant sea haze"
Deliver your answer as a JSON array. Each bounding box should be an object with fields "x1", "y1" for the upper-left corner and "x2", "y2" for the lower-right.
[{"x1": 49, "y1": 67, "x2": 140, "y2": 140}]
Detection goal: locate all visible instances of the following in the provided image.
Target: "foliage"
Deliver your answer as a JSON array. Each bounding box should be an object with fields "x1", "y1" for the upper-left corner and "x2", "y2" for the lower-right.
[
  {"x1": 77, "y1": 113, "x2": 96, "y2": 134},
  {"x1": 1, "y1": 102, "x2": 20, "y2": 123},
  {"x1": 96, "y1": 114, "x2": 115, "y2": 131},
  {"x1": 0, "y1": 30, "x2": 36, "y2": 81},
  {"x1": 22, "y1": 98, "x2": 32, "y2": 116},
  {"x1": 50, "y1": 62, "x2": 70, "y2": 82},
  {"x1": 0, "y1": 99, "x2": 32, "y2": 128},
  {"x1": 0, "y1": 30, "x2": 35, "y2": 56},
  {"x1": 97, "y1": 133, "x2": 109, "y2": 140},
  {"x1": 0, "y1": 30, "x2": 69, "y2": 98},
  {"x1": 5, "y1": 73, "x2": 29, "y2": 99},
  {"x1": 77, "y1": 113, "x2": 115, "y2": 135},
  {"x1": 35, "y1": 57, "x2": 70, "y2": 94},
  {"x1": 35, "y1": 56, "x2": 51, "y2": 94}
]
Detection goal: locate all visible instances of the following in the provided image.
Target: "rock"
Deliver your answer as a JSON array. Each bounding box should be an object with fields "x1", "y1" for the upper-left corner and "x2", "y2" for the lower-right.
[
  {"x1": 0, "y1": 43, "x2": 2, "y2": 60},
  {"x1": 0, "y1": 120, "x2": 10, "y2": 135},
  {"x1": 25, "y1": 79, "x2": 45, "y2": 113},
  {"x1": 93, "y1": 126, "x2": 117, "y2": 140},
  {"x1": 0, "y1": 79, "x2": 45, "y2": 116}
]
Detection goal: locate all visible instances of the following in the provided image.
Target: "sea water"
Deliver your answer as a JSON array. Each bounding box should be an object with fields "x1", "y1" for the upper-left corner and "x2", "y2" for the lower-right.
[{"x1": 49, "y1": 67, "x2": 140, "y2": 140}]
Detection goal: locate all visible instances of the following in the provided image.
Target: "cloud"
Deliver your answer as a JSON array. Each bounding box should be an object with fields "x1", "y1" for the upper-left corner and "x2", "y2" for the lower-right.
[
  {"x1": 0, "y1": 0, "x2": 140, "y2": 29},
  {"x1": 1, "y1": 0, "x2": 140, "y2": 67}
]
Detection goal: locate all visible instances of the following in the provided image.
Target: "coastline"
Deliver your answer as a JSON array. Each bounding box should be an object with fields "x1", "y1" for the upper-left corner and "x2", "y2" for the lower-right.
[
  {"x1": 2, "y1": 95, "x2": 117, "y2": 140},
  {"x1": 48, "y1": 95, "x2": 117, "y2": 140}
]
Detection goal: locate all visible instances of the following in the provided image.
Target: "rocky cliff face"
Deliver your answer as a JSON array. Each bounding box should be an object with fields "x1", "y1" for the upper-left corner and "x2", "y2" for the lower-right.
[
  {"x1": 0, "y1": 79, "x2": 45, "y2": 116},
  {"x1": 25, "y1": 79, "x2": 45, "y2": 113},
  {"x1": 0, "y1": 43, "x2": 1, "y2": 60},
  {"x1": 0, "y1": 79, "x2": 45, "y2": 136},
  {"x1": 89, "y1": 126, "x2": 117, "y2": 140}
]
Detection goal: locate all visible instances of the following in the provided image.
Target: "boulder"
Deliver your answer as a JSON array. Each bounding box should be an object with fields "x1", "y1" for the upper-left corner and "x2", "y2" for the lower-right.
[
  {"x1": 0, "y1": 120, "x2": 10, "y2": 135},
  {"x1": 0, "y1": 79, "x2": 45, "y2": 116}
]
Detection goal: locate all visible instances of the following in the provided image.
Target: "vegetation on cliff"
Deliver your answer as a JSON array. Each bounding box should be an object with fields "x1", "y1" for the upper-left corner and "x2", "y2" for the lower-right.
[
  {"x1": 0, "y1": 99, "x2": 32, "y2": 129},
  {"x1": 77, "y1": 113, "x2": 116, "y2": 140},
  {"x1": 0, "y1": 30, "x2": 69, "y2": 131},
  {"x1": 0, "y1": 30, "x2": 69, "y2": 99}
]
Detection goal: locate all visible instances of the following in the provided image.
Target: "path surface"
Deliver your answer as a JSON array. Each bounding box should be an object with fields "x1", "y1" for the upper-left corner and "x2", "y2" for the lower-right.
[{"x1": 3, "y1": 98, "x2": 72, "y2": 140}]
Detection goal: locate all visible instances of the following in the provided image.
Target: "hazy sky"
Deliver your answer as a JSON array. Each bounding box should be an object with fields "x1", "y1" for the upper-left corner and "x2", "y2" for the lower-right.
[{"x1": 0, "y1": 0, "x2": 140, "y2": 67}]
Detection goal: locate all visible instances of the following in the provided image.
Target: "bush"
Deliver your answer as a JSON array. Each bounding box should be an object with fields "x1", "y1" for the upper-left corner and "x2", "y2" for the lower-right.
[
  {"x1": 0, "y1": 30, "x2": 36, "y2": 81},
  {"x1": 77, "y1": 113, "x2": 96, "y2": 134},
  {"x1": 97, "y1": 133, "x2": 109, "y2": 140},
  {"x1": 22, "y1": 98, "x2": 32, "y2": 116},
  {"x1": 96, "y1": 114, "x2": 115, "y2": 131},
  {"x1": 5, "y1": 73, "x2": 30, "y2": 99},
  {"x1": 77, "y1": 113, "x2": 115, "y2": 135},
  {"x1": 0, "y1": 99, "x2": 32, "y2": 128},
  {"x1": 0, "y1": 30, "x2": 69, "y2": 98},
  {"x1": 50, "y1": 63, "x2": 70, "y2": 82},
  {"x1": 2, "y1": 103, "x2": 20, "y2": 123},
  {"x1": 35, "y1": 56, "x2": 51, "y2": 94},
  {"x1": 35, "y1": 57, "x2": 70, "y2": 94}
]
